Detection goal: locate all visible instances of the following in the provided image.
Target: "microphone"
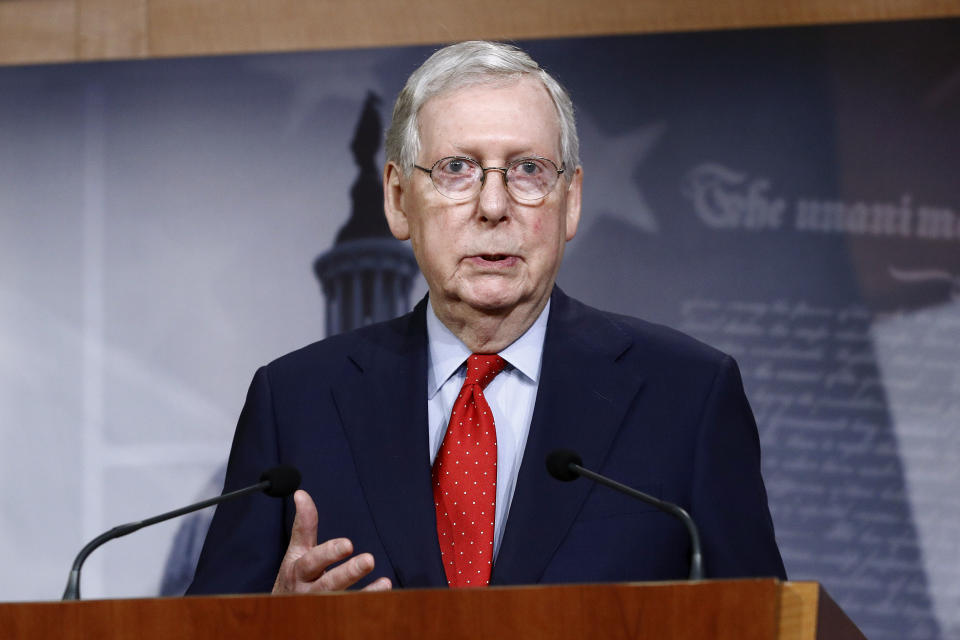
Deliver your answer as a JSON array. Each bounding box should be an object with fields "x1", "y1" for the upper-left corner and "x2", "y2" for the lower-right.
[
  {"x1": 62, "y1": 464, "x2": 301, "y2": 600},
  {"x1": 545, "y1": 449, "x2": 704, "y2": 580}
]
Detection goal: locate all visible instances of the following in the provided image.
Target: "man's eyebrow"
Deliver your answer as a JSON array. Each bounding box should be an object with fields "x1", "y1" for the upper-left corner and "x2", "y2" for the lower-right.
[
  {"x1": 504, "y1": 151, "x2": 559, "y2": 165},
  {"x1": 443, "y1": 146, "x2": 480, "y2": 160},
  {"x1": 446, "y1": 148, "x2": 547, "y2": 164}
]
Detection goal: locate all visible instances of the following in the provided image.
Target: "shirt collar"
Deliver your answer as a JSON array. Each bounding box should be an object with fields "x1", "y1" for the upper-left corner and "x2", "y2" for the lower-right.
[{"x1": 426, "y1": 297, "x2": 550, "y2": 399}]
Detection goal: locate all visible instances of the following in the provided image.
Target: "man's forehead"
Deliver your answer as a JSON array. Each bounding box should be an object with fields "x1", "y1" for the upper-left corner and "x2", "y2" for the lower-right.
[{"x1": 417, "y1": 77, "x2": 561, "y2": 149}]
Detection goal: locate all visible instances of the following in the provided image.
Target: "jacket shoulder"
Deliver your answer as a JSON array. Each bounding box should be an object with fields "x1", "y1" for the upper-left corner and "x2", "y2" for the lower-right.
[
  {"x1": 260, "y1": 304, "x2": 424, "y2": 383},
  {"x1": 555, "y1": 292, "x2": 732, "y2": 372}
]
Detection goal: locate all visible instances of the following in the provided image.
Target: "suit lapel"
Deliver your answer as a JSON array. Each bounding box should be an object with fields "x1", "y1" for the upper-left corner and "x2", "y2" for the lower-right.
[
  {"x1": 332, "y1": 299, "x2": 448, "y2": 588},
  {"x1": 492, "y1": 289, "x2": 646, "y2": 585}
]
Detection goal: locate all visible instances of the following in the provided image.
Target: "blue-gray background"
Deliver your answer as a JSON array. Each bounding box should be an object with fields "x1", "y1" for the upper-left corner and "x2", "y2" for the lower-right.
[{"x1": 1, "y1": 20, "x2": 958, "y2": 639}]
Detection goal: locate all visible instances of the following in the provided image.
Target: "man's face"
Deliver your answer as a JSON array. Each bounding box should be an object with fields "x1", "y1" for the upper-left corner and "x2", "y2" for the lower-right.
[{"x1": 384, "y1": 77, "x2": 582, "y2": 321}]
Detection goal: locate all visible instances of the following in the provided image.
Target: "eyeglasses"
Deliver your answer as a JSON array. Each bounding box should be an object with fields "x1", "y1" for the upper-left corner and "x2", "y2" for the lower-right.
[{"x1": 414, "y1": 156, "x2": 565, "y2": 202}]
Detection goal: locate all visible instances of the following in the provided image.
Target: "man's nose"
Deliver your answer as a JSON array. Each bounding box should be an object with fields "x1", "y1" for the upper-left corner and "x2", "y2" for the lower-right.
[{"x1": 477, "y1": 168, "x2": 509, "y2": 222}]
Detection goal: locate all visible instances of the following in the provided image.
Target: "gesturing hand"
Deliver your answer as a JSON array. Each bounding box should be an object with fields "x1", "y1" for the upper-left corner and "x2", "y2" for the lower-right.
[{"x1": 272, "y1": 490, "x2": 393, "y2": 593}]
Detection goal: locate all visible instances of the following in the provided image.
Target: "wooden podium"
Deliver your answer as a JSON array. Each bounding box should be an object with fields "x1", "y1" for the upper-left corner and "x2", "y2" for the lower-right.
[{"x1": 0, "y1": 580, "x2": 865, "y2": 639}]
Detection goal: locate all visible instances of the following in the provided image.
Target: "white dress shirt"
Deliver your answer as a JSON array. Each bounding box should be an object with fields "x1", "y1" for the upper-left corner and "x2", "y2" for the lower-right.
[{"x1": 426, "y1": 299, "x2": 549, "y2": 560}]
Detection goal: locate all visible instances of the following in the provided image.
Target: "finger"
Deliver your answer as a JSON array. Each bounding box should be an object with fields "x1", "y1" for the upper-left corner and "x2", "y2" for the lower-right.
[
  {"x1": 362, "y1": 577, "x2": 393, "y2": 592},
  {"x1": 294, "y1": 538, "x2": 355, "y2": 584},
  {"x1": 287, "y1": 490, "x2": 319, "y2": 554},
  {"x1": 313, "y1": 552, "x2": 377, "y2": 592}
]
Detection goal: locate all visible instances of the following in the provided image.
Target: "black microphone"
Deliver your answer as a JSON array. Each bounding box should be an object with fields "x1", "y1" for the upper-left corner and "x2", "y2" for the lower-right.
[
  {"x1": 62, "y1": 464, "x2": 301, "y2": 600},
  {"x1": 546, "y1": 449, "x2": 704, "y2": 580}
]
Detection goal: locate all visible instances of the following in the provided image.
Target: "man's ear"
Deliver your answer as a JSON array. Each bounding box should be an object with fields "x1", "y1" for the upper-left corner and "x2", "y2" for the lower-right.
[
  {"x1": 383, "y1": 162, "x2": 410, "y2": 241},
  {"x1": 564, "y1": 166, "x2": 583, "y2": 242}
]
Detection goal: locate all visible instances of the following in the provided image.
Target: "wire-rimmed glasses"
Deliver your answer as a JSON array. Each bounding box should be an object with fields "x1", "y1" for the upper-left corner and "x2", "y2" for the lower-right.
[{"x1": 414, "y1": 156, "x2": 565, "y2": 201}]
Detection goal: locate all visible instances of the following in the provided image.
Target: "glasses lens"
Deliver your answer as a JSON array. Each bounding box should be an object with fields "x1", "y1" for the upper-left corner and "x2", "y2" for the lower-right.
[
  {"x1": 506, "y1": 158, "x2": 558, "y2": 200},
  {"x1": 432, "y1": 157, "x2": 482, "y2": 198}
]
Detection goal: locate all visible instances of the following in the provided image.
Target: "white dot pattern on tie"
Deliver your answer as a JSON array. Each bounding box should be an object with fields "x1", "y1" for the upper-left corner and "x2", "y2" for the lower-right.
[{"x1": 432, "y1": 354, "x2": 506, "y2": 587}]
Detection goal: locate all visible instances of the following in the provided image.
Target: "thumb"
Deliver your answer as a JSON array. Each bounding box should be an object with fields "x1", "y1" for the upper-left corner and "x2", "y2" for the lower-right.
[{"x1": 286, "y1": 489, "x2": 319, "y2": 554}]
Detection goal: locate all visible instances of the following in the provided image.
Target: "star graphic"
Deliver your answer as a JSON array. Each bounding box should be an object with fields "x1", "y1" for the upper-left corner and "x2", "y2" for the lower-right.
[
  {"x1": 576, "y1": 112, "x2": 666, "y2": 236},
  {"x1": 244, "y1": 52, "x2": 385, "y2": 141}
]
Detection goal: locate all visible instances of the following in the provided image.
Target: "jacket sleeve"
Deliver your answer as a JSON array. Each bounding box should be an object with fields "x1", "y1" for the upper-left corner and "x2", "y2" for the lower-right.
[
  {"x1": 691, "y1": 355, "x2": 787, "y2": 579},
  {"x1": 187, "y1": 366, "x2": 289, "y2": 595}
]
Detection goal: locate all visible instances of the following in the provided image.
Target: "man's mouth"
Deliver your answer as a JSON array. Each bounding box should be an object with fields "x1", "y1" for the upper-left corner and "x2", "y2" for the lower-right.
[{"x1": 468, "y1": 254, "x2": 519, "y2": 268}]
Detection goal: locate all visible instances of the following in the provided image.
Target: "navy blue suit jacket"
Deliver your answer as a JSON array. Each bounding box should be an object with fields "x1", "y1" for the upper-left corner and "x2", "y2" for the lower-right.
[{"x1": 188, "y1": 289, "x2": 785, "y2": 594}]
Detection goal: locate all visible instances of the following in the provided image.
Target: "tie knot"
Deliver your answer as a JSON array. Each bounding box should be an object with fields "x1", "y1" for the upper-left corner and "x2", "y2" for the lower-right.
[{"x1": 464, "y1": 354, "x2": 507, "y2": 388}]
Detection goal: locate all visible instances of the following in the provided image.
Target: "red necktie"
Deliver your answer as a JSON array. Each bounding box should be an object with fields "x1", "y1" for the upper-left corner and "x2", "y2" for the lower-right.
[{"x1": 433, "y1": 354, "x2": 507, "y2": 587}]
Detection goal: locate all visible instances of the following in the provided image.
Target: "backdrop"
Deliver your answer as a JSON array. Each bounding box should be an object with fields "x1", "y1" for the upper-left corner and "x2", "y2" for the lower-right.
[{"x1": 1, "y1": 19, "x2": 958, "y2": 640}]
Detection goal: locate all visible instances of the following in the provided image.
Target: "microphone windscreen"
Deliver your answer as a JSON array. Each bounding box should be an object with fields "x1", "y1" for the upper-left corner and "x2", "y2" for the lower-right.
[
  {"x1": 260, "y1": 465, "x2": 302, "y2": 497},
  {"x1": 545, "y1": 449, "x2": 583, "y2": 482}
]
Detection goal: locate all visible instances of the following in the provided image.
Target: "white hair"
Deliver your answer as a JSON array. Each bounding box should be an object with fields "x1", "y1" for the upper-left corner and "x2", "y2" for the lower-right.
[{"x1": 385, "y1": 41, "x2": 580, "y2": 178}]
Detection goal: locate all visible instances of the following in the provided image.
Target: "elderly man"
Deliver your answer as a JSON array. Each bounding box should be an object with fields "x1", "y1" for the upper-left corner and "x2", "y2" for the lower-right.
[{"x1": 188, "y1": 41, "x2": 785, "y2": 595}]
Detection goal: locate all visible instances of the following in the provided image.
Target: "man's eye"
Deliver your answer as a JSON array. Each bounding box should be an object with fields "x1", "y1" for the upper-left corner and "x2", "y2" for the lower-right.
[
  {"x1": 446, "y1": 160, "x2": 466, "y2": 173},
  {"x1": 520, "y1": 161, "x2": 540, "y2": 174}
]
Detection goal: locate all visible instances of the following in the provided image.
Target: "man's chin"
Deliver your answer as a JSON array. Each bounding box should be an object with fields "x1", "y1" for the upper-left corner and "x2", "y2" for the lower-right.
[{"x1": 457, "y1": 285, "x2": 532, "y2": 315}]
